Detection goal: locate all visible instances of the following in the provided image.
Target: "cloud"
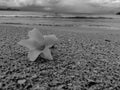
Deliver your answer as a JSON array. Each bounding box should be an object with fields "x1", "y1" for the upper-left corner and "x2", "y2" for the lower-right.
[
  {"x1": 90, "y1": 0, "x2": 120, "y2": 7},
  {"x1": 1, "y1": 0, "x2": 120, "y2": 7},
  {"x1": 0, "y1": 0, "x2": 120, "y2": 13},
  {"x1": 55, "y1": 0, "x2": 120, "y2": 13},
  {"x1": 0, "y1": 0, "x2": 60, "y2": 7}
]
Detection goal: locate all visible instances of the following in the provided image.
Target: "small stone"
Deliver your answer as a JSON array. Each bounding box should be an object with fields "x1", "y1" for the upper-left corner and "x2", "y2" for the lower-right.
[
  {"x1": 105, "y1": 39, "x2": 111, "y2": 42},
  {"x1": 17, "y1": 79, "x2": 26, "y2": 84},
  {"x1": 33, "y1": 84, "x2": 45, "y2": 90},
  {"x1": 91, "y1": 46, "x2": 95, "y2": 49},
  {"x1": 68, "y1": 83, "x2": 72, "y2": 86},
  {"x1": 32, "y1": 74, "x2": 37, "y2": 78},
  {"x1": 57, "y1": 85, "x2": 64, "y2": 90},
  {"x1": 39, "y1": 87, "x2": 45, "y2": 90},
  {"x1": 0, "y1": 82, "x2": 2, "y2": 88}
]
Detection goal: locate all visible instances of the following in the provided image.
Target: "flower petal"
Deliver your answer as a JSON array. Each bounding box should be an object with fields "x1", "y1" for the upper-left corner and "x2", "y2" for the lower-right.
[
  {"x1": 43, "y1": 35, "x2": 58, "y2": 48},
  {"x1": 42, "y1": 48, "x2": 53, "y2": 60},
  {"x1": 18, "y1": 39, "x2": 40, "y2": 50},
  {"x1": 28, "y1": 28, "x2": 44, "y2": 43},
  {"x1": 28, "y1": 50, "x2": 41, "y2": 61}
]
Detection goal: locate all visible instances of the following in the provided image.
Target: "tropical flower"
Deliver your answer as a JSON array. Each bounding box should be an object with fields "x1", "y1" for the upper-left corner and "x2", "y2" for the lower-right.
[{"x1": 18, "y1": 28, "x2": 58, "y2": 61}]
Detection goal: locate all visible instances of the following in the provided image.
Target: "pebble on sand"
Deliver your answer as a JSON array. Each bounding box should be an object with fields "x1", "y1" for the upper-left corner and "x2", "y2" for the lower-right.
[{"x1": 17, "y1": 79, "x2": 26, "y2": 84}]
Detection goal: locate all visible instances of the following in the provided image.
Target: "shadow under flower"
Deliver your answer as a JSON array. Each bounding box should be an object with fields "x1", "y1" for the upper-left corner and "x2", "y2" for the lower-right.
[{"x1": 34, "y1": 54, "x2": 50, "y2": 64}]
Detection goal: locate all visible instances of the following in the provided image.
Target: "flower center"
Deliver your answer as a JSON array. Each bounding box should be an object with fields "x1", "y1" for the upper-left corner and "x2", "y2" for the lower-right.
[{"x1": 38, "y1": 45, "x2": 45, "y2": 50}]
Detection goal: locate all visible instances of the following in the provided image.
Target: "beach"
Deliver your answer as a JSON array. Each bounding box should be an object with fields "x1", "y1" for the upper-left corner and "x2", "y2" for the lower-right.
[{"x1": 0, "y1": 11, "x2": 120, "y2": 90}]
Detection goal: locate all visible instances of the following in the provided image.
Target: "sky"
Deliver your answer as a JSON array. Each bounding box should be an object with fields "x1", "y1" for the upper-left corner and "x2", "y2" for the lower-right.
[{"x1": 0, "y1": 0, "x2": 120, "y2": 14}]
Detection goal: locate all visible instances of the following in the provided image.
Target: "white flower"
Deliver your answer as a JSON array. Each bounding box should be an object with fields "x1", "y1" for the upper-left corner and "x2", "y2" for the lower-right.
[{"x1": 18, "y1": 28, "x2": 58, "y2": 61}]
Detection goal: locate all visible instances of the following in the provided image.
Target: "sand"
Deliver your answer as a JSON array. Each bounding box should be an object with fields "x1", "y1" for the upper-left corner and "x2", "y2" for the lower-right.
[{"x1": 0, "y1": 25, "x2": 120, "y2": 90}]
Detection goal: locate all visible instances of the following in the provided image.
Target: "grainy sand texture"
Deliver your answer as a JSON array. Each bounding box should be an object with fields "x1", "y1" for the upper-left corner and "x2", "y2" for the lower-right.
[{"x1": 1, "y1": 25, "x2": 120, "y2": 90}]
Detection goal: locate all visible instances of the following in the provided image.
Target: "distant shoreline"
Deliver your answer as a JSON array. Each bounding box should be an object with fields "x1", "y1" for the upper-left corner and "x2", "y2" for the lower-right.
[
  {"x1": 0, "y1": 15, "x2": 113, "y2": 19},
  {"x1": 0, "y1": 8, "x2": 20, "y2": 11}
]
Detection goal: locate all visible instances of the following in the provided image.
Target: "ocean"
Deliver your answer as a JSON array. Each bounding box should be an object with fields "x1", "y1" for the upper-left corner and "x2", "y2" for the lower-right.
[{"x1": 0, "y1": 11, "x2": 120, "y2": 32}]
